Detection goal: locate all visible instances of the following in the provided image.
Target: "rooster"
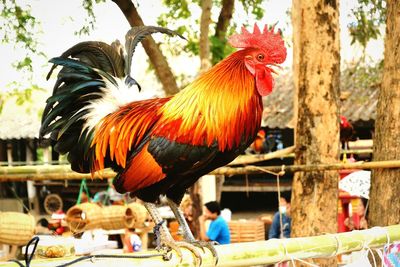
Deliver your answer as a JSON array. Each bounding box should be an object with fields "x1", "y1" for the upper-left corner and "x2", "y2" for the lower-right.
[
  {"x1": 40, "y1": 24, "x2": 286, "y2": 262},
  {"x1": 340, "y1": 115, "x2": 355, "y2": 148}
]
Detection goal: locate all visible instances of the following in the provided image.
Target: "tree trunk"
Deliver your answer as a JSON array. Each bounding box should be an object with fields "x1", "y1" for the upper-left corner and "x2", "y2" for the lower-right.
[
  {"x1": 111, "y1": 0, "x2": 180, "y2": 95},
  {"x1": 291, "y1": 0, "x2": 340, "y2": 266},
  {"x1": 212, "y1": 0, "x2": 235, "y2": 64},
  {"x1": 199, "y1": 0, "x2": 212, "y2": 72},
  {"x1": 369, "y1": 0, "x2": 400, "y2": 227},
  {"x1": 215, "y1": 0, "x2": 234, "y2": 41},
  {"x1": 189, "y1": 182, "x2": 202, "y2": 239}
]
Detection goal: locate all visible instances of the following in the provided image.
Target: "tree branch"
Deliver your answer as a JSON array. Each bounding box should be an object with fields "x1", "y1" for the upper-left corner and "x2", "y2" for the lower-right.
[
  {"x1": 199, "y1": 0, "x2": 212, "y2": 72},
  {"x1": 215, "y1": 0, "x2": 235, "y2": 40}
]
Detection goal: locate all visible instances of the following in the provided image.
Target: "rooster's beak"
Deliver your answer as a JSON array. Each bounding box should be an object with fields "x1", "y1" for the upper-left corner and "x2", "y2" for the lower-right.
[{"x1": 267, "y1": 63, "x2": 282, "y2": 74}]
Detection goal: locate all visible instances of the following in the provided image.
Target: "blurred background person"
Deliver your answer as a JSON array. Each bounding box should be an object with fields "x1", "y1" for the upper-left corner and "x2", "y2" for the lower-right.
[
  {"x1": 269, "y1": 191, "x2": 292, "y2": 239},
  {"x1": 344, "y1": 197, "x2": 369, "y2": 230},
  {"x1": 199, "y1": 201, "x2": 230, "y2": 245}
]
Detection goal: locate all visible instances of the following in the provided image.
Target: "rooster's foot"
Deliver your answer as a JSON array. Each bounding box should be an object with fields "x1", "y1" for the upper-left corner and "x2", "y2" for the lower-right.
[{"x1": 156, "y1": 239, "x2": 204, "y2": 266}]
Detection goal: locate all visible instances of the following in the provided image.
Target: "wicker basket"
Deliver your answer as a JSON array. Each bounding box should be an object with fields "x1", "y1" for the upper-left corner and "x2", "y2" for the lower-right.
[
  {"x1": 66, "y1": 203, "x2": 102, "y2": 232},
  {"x1": 228, "y1": 220, "x2": 265, "y2": 243},
  {"x1": 100, "y1": 205, "x2": 135, "y2": 230},
  {"x1": 127, "y1": 202, "x2": 149, "y2": 229},
  {"x1": 0, "y1": 212, "x2": 35, "y2": 245}
]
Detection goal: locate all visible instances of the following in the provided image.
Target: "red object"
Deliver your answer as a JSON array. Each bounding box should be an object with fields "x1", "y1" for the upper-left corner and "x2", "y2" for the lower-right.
[
  {"x1": 340, "y1": 115, "x2": 355, "y2": 147},
  {"x1": 55, "y1": 226, "x2": 65, "y2": 235},
  {"x1": 338, "y1": 169, "x2": 361, "y2": 232},
  {"x1": 49, "y1": 210, "x2": 65, "y2": 235},
  {"x1": 256, "y1": 129, "x2": 266, "y2": 138}
]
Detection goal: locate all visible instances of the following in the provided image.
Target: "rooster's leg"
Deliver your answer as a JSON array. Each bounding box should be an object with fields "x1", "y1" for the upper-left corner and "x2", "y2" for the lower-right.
[
  {"x1": 143, "y1": 201, "x2": 203, "y2": 265},
  {"x1": 165, "y1": 197, "x2": 219, "y2": 264}
]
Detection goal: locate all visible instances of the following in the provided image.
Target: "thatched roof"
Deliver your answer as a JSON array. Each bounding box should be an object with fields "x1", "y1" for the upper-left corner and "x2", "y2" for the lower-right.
[
  {"x1": 0, "y1": 91, "x2": 48, "y2": 140},
  {"x1": 262, "y1": 70, "x2": 379, "y2": 129}
]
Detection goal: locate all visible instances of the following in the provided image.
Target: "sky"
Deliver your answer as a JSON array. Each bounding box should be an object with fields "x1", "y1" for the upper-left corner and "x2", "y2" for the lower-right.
[{"x1": 0, "y1": 0, "x2": 384, "y2": 95}]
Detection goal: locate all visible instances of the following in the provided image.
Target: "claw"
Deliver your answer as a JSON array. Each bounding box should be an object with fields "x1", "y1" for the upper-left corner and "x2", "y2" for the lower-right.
[
  {"x1": 161, "y1": 249, "x2": 173, "y2": 261},
  {"x1": 155, "y1": 239, "x2": 203, "y2": 266},
  {"x1": 176, "y1": 241, "x2": 203, "y2": 266},
  {"x1": 191, "y1": 240, "x2": 219, "y2": 266}
]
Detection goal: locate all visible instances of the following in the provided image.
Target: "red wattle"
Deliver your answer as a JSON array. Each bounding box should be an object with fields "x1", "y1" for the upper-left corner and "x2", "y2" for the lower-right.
[{"x1": 255, "y1": 66, "x2": 273, "y2": 96}]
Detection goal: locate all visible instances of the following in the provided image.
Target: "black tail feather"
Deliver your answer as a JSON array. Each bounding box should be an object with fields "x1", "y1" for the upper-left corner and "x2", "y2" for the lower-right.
[
  {"x1": 40, "y1": 58, "x2": 107, "y2": 173},
  {"x1": 46, "y1": 41, "x2": 125, "y2": 80}
]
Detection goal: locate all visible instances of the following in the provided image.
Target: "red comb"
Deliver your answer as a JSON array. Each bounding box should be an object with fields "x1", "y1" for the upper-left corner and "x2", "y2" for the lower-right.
[{"x1": 228, "y1": 23, "x2": 287, "y2": 64}]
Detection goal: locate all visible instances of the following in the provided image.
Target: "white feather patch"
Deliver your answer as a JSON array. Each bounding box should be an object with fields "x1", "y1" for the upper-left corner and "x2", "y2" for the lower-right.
[{"x1": 81, "y1": 77, "x2": 157, "y2": 133}]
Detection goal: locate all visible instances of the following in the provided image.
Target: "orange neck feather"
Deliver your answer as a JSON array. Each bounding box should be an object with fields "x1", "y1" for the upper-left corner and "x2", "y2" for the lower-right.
[{"x1": 159, "y1": 50, "x2": 263, "y2": 150}]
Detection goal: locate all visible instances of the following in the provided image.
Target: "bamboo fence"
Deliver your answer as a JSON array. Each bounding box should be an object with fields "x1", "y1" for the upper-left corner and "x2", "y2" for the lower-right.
[
  {"x1": 1, "y1": 159, "x2": 400, "y2": 182},
  {"x1": 0, "y1": 224, "x2": 398, "y2": 267}
]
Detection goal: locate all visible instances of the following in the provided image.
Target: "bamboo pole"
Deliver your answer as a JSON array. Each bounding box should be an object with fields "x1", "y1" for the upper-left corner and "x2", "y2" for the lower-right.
[
  {"x1": 0, "y1": 225, "x2": 398, "y2": 267},
  {"x1": 1, "y1": 160, "x2": 400, "y2": 182},
  {"x1": 229, "y1": 148, "x2": 374, "y2": 165},
  {"x1": 228, "y1": 145, "x2": 295, "y2": 165},
  {"x1": 0, "y1": 170, "x2": 116, "y2": 181},
  {"x1": 213, "y1": 160, "x2": 400, "y2": 176}
]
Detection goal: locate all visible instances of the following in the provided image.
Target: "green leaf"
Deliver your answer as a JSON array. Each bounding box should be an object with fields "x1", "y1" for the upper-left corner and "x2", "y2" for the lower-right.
[
  {"x1": 0, "y1": 0, "x2": 44, "y2": 72},
  {"x1": 239, "y1": 0, "x2": 265, "y2": 20},
  {"x1": 348, "y1": 0, "x2": 386, "y2": 49}
]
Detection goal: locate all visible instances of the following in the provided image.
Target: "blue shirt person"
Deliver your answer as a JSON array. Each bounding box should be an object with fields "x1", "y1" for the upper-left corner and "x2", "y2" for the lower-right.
[
  {"x1": 199, "y1": 201, "x2": 231, "y2": 244},
  {"x1": 268, "y1": 211, "x2": 291, "y2": 238},
  {"x1": 268, "y1": 191, "x2": 292, "y2": 239}
]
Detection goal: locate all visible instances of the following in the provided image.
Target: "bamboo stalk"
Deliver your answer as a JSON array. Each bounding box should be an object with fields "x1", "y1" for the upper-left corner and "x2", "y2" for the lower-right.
[
  {"x1": 228, "y1": 146, "x2": 295, "y2": 165},
  {"x1": 1, "y1": 225, "x2": 398, "y2": 267},
  {"x1": 225, "y1": 147, "x2": 372, "y2": 166},
  {"x1": 0, "y1": 170, "x2": 116, "y2": 181},
  {"x1": 212, "y1": 160, "x2": 400, "y2": 176},
  {"x1": 1, "y1": 160, "x2": 400, "y2": 182}
]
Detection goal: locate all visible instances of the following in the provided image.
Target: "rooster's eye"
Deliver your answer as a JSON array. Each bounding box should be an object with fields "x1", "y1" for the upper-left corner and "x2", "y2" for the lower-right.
[{"x1": 257, "y1": 54, "x2": 265, "y2": 61}]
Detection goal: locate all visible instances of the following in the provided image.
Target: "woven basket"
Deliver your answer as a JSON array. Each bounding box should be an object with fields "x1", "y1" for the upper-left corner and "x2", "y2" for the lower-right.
[
  {"x1": 66, "y1": 203, "x2": 102, "y2": 232},
  {"x1": 127, "y1": 202, "x2": 149, "y2": 229},
  {"x1": 229, "y1": 220, "x2": 265, "y2": 243},
  {"x1": 100, "y1": 205, "x2": 135, "y2": 230},
  {"x1": 0, "y1": 212, "x2": 35, "y2": 245}
]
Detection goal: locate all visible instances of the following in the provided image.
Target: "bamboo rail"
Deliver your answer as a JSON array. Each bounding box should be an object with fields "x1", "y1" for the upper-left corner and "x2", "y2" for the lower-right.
[
  {"x1": 0, "y1": 225, "x2": 398, "y2": 267},
  {"x1": 228, "y1": 145, "x2": 295, "y2": 165},
  {"x1": 1, "y1": 160, "x2": 400, "y2": 182},
  {"x1": 213, "y1": 159, "x2": 400, "y2": 176},
  {"x1": 228, "y1": 147, "x2": 373, "y2": 166}
]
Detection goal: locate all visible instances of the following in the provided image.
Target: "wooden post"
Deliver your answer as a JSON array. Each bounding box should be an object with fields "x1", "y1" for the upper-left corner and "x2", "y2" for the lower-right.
[
  {"x1": 369, "y1": 0, "x2": 400, "y2": 229},
  {"x1": 6, "y1": 143, "x2": 12, "y2": 166},
  {"x1": 215, "y1": 175, "x2": 225, "y2": 202},
  {"x1": 26, "y1": 139, "x2": 39, "y2": 215},
  {"x1": 200, "y1": 175, "x2": 217, "y2": 203},
  {"x1": 189, "y1": 182, "x2": 202, "y2": 239},
  {"x1": 43, "y1": 147, "x2": 52, "y2": 164},
  {"x1": 292, "y1": 0, "x2": 340, "y2": 265}
]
